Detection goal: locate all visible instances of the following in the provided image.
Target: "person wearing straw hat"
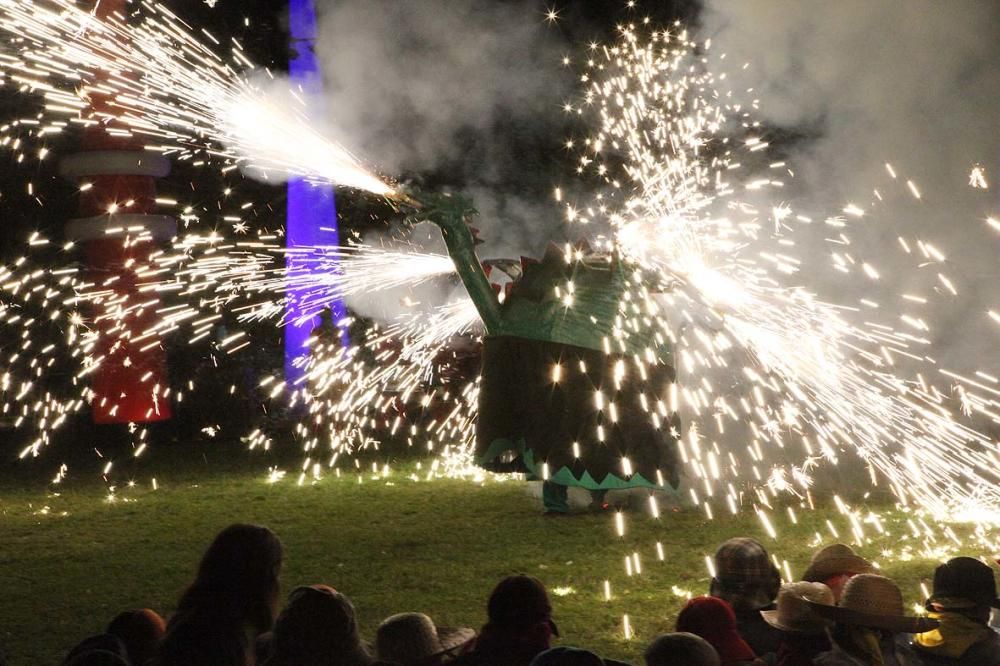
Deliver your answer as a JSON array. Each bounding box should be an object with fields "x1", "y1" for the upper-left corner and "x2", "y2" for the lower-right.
[
  {"x1": 907, "y1": 557, "x2": 1000, "y2": 664},
  {"x1": 375, "y1": 612, "x2": 475, "y2": 665},
  {"x1": 810, "y1": 574, "x2": 938, "y2": 666},
  {"x1": 803, "y1": 544, "x2": 876, "y2": 603},
  {"x1": 709, "y1": 537, "x2": 784, "y2": 657},
  {"x1": 760, "y1": 582, "x2": 835, "y2": 666}
]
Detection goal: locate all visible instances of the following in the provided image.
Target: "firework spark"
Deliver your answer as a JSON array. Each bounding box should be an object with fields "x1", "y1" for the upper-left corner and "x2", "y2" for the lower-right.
[
  {"x1": 0, "y1": 0, "x2": 393, "y2": 194},
  {"x1": 565, "y1": 25, "x2": 1000, "y2": 522},
  {"x1": 0, "y1": 2, "x2": 998, "y2": 533}
]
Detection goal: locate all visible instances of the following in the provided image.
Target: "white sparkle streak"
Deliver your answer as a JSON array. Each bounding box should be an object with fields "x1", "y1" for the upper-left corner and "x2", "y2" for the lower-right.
[{"x1": 970, "y1": 165, "x2": 988, "y2": 189}]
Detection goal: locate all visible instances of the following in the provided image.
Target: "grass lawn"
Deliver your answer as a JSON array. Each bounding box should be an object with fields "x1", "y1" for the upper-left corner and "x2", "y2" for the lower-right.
[{"x1": 0, "y1": 442, "x2": 992, "y2": 663}]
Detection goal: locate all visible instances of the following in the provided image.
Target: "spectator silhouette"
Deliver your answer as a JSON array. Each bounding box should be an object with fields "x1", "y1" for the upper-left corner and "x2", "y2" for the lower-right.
[
  {"x1": 677, "y1": 596, "x2": 762, "y2": 665},
  {"x1": 453, "y1": 575, "x2": 558, "y2": 666},
  {"x1": 908, "y1": 557, "x2": 1000, "y2": 664},
  {"x1": 154, "y1": 523, "x2": 283, "y2": 666},
  {"x1": 644, "y1": 632, "x2": 720, "y2": 666},
  {"x1": 709, "y1": 538, "x2": 782, "y2": 657},
  {"x1": 262, "y1": 585, "x2": 373, "y2": 666},
  {"x1": 107, "y1": 608, "x2": 166, "y2": 666}
]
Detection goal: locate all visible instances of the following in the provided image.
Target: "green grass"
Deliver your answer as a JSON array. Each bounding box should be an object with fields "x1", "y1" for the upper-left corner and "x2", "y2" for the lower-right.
[{"x1": 0, "y1": 443, "x2": 990, "y2": 663}]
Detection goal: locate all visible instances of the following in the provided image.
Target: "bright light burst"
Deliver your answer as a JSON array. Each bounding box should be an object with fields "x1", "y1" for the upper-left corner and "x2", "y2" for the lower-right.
[
  {"x1": 566, "y1": 24, "x2": 1000, "y2": 523},
  {"x1": 0, "y1": 0, "x2": 394, "y2": 194},
  {"x1": 0, "y1": 0, "x2": 477, "y2": 480}
]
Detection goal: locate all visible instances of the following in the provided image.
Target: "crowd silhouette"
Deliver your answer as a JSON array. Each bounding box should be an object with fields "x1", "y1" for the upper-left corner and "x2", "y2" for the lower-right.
[{"x1": 56, "y1": 525, "x2": 1000, "y2": 665}]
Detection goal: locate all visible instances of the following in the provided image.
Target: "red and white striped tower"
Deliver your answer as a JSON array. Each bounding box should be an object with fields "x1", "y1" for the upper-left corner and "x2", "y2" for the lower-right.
[{"x1": 58, "y1": 0, "x2": 174, "y2": 424}]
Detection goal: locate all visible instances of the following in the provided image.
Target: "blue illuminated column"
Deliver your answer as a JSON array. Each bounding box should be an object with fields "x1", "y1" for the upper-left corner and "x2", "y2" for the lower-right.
[{"x1": 286, "y1": 0, "x2": 346, "y2": 381}]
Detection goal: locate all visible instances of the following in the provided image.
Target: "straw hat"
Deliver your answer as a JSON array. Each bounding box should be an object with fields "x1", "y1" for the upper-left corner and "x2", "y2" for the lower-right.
[
  {"x1": 376, "y1": 612, "x2": 475, "y2": 665},
  {"x1": 807, "y1": 574, "x2": 939, "y2": 633},
  {"x1": 802, "y1": 544, "x2": 875, "y2": 583},
  {"x1": 760, "y1": 582, "x2": 835, "y2": 634}
]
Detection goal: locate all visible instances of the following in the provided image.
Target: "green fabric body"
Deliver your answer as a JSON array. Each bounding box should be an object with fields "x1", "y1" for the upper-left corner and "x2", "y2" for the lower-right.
[
  {"x1": 419, "y1": 193, "x2": 672, "y2": 363},
  {"x1": 473, "y1": 337, "x2": 681, "y2": 491},
  {"x1": 419, "y1": 195, "x2": 680, "y2": 491},
  {"x1": 540, "y1": 483, "x2": 606, "y2": 512},
  {"x1": 542, "y1": 481, "x2": 570, "y2": 513},
  {"x1": 476, "y1": 436, "x2": 665, "y2": 490},
  {"x1": 494, "y1": 254, "x2": 632, "y2": 353}
]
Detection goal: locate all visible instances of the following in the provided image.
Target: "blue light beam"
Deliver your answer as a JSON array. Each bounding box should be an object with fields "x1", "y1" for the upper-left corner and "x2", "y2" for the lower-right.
[{"x1": 285, "y1": 0, "x2": 347, "y2": 382}]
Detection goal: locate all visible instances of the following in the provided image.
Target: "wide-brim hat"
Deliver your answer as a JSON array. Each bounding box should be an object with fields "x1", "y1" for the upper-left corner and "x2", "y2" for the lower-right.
[
  {"x1": 807, "y1": 574, "x2": 938, "y2": 634},
  {"x1": 528, "y1": 646, "x2": 606, "y2": 665},
  {"x1": 925, "y1": 557, "x2": 1000, "y2": 611},
  {"x1": 272, "y1": 586, "x2": 372, "y2": 662},
  {"x1": 802, "y1": 544, "x2": 875, "y2": 583},
  {"x1": 279, "y1": 585, "x2": 360, "y2": 642},
  {"x1": 434, "y1": 626, "x2": 477, "y2": 657},
  {"x1": 760, "y1": 582, "x2": 835, "y2": 634},
  {"x1": 376, "y1": 612, "x2": 475, "y2": 664},
  {"x1": 63, "y1": 634, "x2": 131, "y2": 666}
]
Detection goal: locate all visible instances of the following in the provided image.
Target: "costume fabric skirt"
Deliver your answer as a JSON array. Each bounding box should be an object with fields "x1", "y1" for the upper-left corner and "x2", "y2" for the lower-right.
[{"x1": 475, "y1": 335, "x2": 681, "y2": 490}]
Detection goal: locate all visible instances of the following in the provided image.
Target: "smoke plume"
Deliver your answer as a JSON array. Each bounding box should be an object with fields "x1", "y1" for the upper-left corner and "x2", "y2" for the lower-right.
[
  {"x1": 700, "y1": 1, "x2": 1000, "y2": 374},
  {"x1": 312, "y1": 0, "x2": 572, "y2": 258}
]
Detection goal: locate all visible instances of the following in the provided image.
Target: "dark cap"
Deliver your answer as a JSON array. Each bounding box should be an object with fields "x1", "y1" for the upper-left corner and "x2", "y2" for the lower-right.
[
  {"x1": 927, "y1": 557, "x2": 1000, "y2": 611},
  {"x1": 709, "y1": 537, "x2": 781, "y2": 610}
]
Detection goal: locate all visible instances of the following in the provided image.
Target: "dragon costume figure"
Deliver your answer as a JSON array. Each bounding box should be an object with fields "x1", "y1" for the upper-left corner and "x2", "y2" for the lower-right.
[{"x1": 412, "y1": 193, "x2": 681, "y2": 504}]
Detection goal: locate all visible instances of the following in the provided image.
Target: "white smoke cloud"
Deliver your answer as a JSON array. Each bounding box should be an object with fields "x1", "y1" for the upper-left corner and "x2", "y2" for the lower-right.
[
  {"x1": 314, "y1": 0, "x2": 560, "y2": 174},
  {"x1": 310, "y1": 0, "x2": 571, "y2": 258},
  {"x1": 700, "y1": 1, "x2": 1000, "y2": 373}
]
